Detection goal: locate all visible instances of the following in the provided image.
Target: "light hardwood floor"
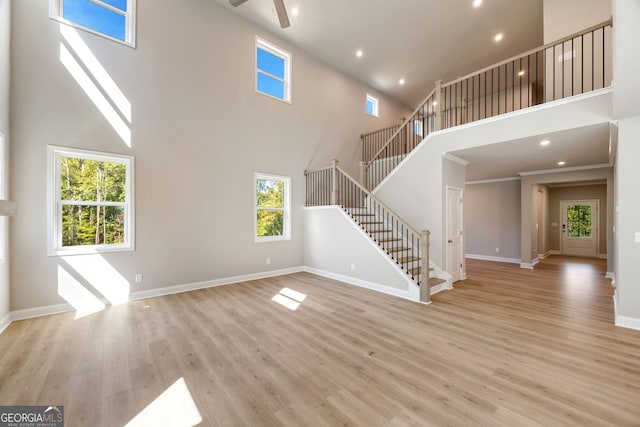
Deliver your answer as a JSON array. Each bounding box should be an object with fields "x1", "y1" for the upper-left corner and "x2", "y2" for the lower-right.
[{"x1": 1, "y1": 256, "x2": 639, "y2": 426}]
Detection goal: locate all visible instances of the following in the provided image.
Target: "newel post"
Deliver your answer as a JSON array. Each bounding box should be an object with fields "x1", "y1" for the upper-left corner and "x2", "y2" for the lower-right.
[
  {"x1": 434, "y1": 80, "x2": 443, "y2": 131},
  {"x1": 331, "y1": 159, "x2": 339, "y2": 205},
  {"x1": 420, "y1": 230, "x2": 431, "y2": 303}
]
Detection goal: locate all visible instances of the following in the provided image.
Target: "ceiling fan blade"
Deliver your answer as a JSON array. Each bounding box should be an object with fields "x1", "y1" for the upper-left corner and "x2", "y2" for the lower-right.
[
  {"x1": 273, "y1": 0, "x2": 290, "y2": 28},
  {"x1": 229, "y1": 0, "x2": 248, "y2": 7}
]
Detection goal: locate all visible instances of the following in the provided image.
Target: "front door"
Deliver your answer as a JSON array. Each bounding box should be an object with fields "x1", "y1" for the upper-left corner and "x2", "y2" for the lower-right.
[
  {"x1": 446, "y1": 186, "x2": 463, "y2": 281},
  {"x1": 560, "y1": 200, "x2": 598, "y2": 257}
]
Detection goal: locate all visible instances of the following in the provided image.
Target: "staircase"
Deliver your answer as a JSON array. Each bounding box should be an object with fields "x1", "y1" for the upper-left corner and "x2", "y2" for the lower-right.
[
  {"x1": 305, "y1": 161, "x2": 448, "y2": 303},
  {"x1": 347, "y1": 206, "x2": 447, "y2": 291},
  {"x1": 305, "y1": 20, "x2": 612, "y2": 303}
]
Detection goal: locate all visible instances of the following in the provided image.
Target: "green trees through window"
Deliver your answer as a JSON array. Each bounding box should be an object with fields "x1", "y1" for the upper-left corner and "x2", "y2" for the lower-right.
[
  {"x1": 60, "y1": 157, "x2": 126, "y2": 246},
  {"x1": 48, "y1": 145, "x2": 133, "y2": 255},
  {"x1": 255, "y1": 174, "x2": 290, "y2": 241},
  {"x1": 567, "y1": 204, "x2": 592, "y2": 238},
  {"x1": 256, "y1": 179, "x2": 284, "y2": 237}
]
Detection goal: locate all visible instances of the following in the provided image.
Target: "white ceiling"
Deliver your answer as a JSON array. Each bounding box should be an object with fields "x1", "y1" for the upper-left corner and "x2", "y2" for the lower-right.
[
  {"x1": 214, "y1": 0, "x2": 544, "y2": 108},
  {"x1": 215, "y1": 0, "x2": 611, "y2": 182},
  {"x1": 451, "y1": 123, "x2": 612, "y2": 181}
]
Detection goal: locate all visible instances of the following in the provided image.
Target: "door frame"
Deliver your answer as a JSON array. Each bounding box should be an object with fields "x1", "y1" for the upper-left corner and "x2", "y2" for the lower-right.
[
  {"x1": 445, "y1": 185, "x2": 464, "y2": 281},
  {"x1": 559, "y1": 199, "x2": 599, "y2": 257}
]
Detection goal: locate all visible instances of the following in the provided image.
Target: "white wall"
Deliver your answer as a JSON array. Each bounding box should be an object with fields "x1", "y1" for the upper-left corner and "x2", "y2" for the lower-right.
[
  {"x1": 465, "y1": 180, "x2": 521, "y2": 261},
  {"x1": 543, "y1": 0, "x2": 612, "y2": 43},
  {"x1": 303, "y1": 207, "x2": 417, "y2": 300},
  {"x1": 615, "y1": 117, "x2": 640, "y2": 325},
  {"x1": 9, "y1": 0, "x2": 409, "y2": 311},
  {"x1": 0, "y1": 0, "x2": 10, "y2": 328},
  {"x1": 611, "y1": 0, "x2": 640, "y2": 327}
]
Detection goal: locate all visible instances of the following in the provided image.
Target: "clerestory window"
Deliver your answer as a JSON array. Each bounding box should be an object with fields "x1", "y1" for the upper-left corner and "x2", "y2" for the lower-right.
[{"x1": 50, "y1": 0, "x2": 136, "y2": 47}]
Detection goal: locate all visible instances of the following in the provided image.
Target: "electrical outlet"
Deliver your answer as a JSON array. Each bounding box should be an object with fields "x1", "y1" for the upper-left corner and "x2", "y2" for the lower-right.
[
  {"x1": 635, "y1": 232, "x2": 640, "y2": 243},
  {"x1": 135, "y1": 273, "x2": 143, "y2": 283},
  {"x1": 350, "y1": 263, "x2": 356, "y2": 271},
  {"x1": 495, "y1": 247, "x2": 500, "y2": 253},
  {"x1": 266, "y1": 258, "x2": 271, "y2": 265}
]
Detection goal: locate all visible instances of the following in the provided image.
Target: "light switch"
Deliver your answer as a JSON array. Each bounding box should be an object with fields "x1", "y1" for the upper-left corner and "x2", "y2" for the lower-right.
[{"x1": 636, "y1": 232, "x2": 640, "y2": 243}]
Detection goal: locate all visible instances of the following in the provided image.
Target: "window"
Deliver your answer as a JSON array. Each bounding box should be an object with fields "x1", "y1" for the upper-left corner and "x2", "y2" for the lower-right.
[
  {"x1": 566, "y1": 204, "x2": 592, "y2": 238},
  {"x1": 413, "y1": 120, "x2": 424, "y2": 137},
  {"x1": 50, "y1": 0, "x2": 136, "y2": 47},
  {"x1": 47, "y1": 146, "x2": 134, "y2": 255},
  {"x1": 255, "y1": 173, "x2": 291, "y2": 242},
  {"x1": 366, "y1": 94, "x2": 379, "y2": 116},
  {"x1": 256, "y1": 37, "x2": 291, "y2": 103}
]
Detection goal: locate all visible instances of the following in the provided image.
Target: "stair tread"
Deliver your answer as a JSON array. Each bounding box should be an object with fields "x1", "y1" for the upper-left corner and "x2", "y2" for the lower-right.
[
  {"x1": 387, "y1": 247, "x2": 410, "y2": 252},
  {"x1": 408, "y1": 267, "x2": 434, "y2": 276},
  {"x1": 351, "y1": 213, "x2": 375, "y2": 216},
  {"x1": 429, "y1": 277, "x2": 447, "y2": 286},
  {"x1": 369, "y1": 229, "x2": 392, "y2": 233},
  {"x1": 359, "y1": 221, "x2": 384, "y2": 225},
  {"x1": 398, "y1": 256, "x2": 420, "y2": 263},
  {"x1": 378, "y1": 238, "x2": 401, "y2": 243}
]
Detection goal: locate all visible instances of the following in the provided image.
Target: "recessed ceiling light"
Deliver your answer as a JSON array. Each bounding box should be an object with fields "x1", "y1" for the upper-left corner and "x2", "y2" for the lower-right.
[
  {"x1": 518, "y1": 70, "x2": 525, "y2": 76},
  {"x1": 291, "y1": 7, "x2": 299, "y2": 16},
  {"x1": 558, "y1": 161, "x2": 566, "y2": 166},
  {"x1": 356, "y1": 49, "x2": 363, "y2": 58},
  {"x1": 540, "y1": 140, "x2": 550, "y2": 146},
  {"x1": 399, "y1": 78, "x2": 406, "y2": 85},
  {"x1": 494, "y1": 33, "x2": 503, "y2": 42},
  {"x1": 473, "y1": 0, "x2": 482, "y2": 7}
]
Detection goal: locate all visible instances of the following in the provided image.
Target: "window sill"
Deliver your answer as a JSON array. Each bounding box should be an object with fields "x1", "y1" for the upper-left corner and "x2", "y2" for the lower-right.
[{"x1": 48, "y1": 244, "x2": 134, "y2": 257}]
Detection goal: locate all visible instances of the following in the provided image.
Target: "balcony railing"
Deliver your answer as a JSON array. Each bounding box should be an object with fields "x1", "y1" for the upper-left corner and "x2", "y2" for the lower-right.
[
  {"x1": 362, "y1": 18, "x2": 612, "y2": 190},
  {"x1": 442, "y1": 19, "x2": 612, "y2": 127}
]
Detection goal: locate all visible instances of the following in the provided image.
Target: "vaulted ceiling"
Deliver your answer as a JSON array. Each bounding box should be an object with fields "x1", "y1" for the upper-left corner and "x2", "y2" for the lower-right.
[
  {"x1": 214, "y1": 0, "x2": 544, "y2": 108},
  {"x1": 216, "y1": 0, "x2": 613, "y2": 181}
]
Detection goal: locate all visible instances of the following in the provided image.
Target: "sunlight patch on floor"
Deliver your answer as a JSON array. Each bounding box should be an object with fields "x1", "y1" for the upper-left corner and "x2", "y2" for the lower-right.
[
  {"x1": 272, "y1": 287, "x2": 307, "y2": 311},
  {"x1": 125, "y1": 377, "x2": 202, "y2": 427}
]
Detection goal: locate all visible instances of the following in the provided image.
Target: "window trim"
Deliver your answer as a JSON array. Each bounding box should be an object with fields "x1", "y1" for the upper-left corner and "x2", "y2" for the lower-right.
[
  {"x1": 49, "y1": 0, "x2": 137, "y2": 48},
  {"x1": 366, "y1": 94, "x2": 379, "y2": 117},
  {"x1": 47, "y1": 145, "x2": 135, "y2": 256},
  {"x1": 254, "y1": 172, "x2": 291, "y2": 243},
  {"x1": 255, "y1": 36, "x2": 292, "y2": 104}
]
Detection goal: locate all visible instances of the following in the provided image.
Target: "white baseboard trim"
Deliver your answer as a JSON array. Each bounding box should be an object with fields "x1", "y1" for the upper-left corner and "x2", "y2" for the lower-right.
[
  {"x1": 606, "y1": 271, "x2": 615, "y2": 288},
  {"x1": 615, "y1": 315, "x2": 640, "y2": 331},
  {"x1": 548, "y1": 250, "x2": 561, "y2": 256},
  {"x1": 11, "y1": 303, "x2": 75, "y2": 322},
  {"x1": 613, "y1": 293, "x2": 640, "y2": 330},
  {"x1": 466, "y1": 254, "x2": 520, "y2": 264},
  {"x1": 0, "y1": 312, "x2": 11, "y2": 334},
  {"x1": 0, "y1": 267, "x2": 307, "y2": 335},
  {"x1": 303, "y1": 266, "x2": 415, "y2": 302},
  {"x1": 537, "y1": 251, "x2": 552, "y2": 260},
  {"x1": 520, "y1": 258, "x2": 539, "y2": 269},
  {"x1": 129, "y1": 266, "x2": 305, "y2": 301}
]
